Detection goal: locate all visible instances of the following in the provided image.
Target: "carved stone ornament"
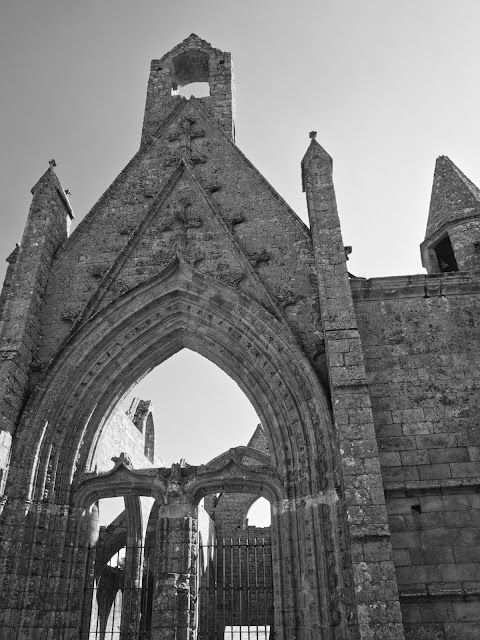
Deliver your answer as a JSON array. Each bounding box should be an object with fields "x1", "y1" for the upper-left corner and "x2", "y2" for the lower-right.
[{"x1": 111, "y1": 452, "x2": 133, "y2": 469}]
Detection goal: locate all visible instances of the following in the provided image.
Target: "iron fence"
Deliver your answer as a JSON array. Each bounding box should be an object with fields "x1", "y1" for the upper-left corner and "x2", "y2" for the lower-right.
[
  {"x1": 198, "y1": 537, "x2": 274, "y2": 640},
  {"x1": 84, "y1": 545, "x2": 154, "y2": 640},
  {"x1": 83, "y1": 536, "x2": 273, "y2": 639}
]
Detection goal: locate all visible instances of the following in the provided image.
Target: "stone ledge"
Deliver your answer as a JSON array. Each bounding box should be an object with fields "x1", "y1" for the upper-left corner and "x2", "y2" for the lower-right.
[
  {"x1": 400, "y1": 588, "x2": 480, "y2": 602},
  {"x1": 385, "y1": 477, "x2": 480, "y2": 497},
  {"x1": 350, "y1": 523, "x2": 391, "y2": 540},
  {"x1": 351, "y1": 272, "x2": 480, "y2": 301}
]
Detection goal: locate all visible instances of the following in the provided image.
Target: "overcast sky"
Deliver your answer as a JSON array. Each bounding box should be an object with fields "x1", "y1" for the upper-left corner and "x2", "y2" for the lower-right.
[{"x1": 1, "y1": 1, "x2": 480, "y2": 476}]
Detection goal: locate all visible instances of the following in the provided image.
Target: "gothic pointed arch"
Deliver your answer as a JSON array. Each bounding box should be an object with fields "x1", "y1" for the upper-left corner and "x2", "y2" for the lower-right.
[{"x1": 8, "y1": 257, "x2": 335, "y2": 506}]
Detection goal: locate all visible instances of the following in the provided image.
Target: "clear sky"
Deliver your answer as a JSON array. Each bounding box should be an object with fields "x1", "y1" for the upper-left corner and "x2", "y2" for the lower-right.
[{"x1": 2, "y1": 1, "x2": 480, "y2": 489}]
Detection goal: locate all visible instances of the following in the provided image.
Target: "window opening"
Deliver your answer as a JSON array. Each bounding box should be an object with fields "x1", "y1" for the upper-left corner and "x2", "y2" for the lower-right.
[
  {"x1": 247, "y1": 498, "x2": 271, "y2": 528},
  {"x1": 98, "y1": 497, "x2": 125, "y2": 528},
  {"x1": 434, "y1": 235, "x2": 458, "y2": 272}
]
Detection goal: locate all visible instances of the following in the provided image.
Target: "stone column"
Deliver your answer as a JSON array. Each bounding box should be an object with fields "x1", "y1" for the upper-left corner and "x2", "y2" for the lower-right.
[
  {"x1": 121, "y1": 495, "x2": 145, "y2": 640},
  {"x1": 151, "y1": 465, "x2": 198, "y2": 640},
  {"x1": 302, "y1": 134, "x2": 405, "y2": 640}
]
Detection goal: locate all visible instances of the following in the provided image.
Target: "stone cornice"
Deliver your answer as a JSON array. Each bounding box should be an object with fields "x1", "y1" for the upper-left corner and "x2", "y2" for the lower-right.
[
  {"x1": 384, "y1": 477, "x2": 480, "y2": 498},
  {"x1": 351, "y1": 271, "x2": 480, "y2": 302}
]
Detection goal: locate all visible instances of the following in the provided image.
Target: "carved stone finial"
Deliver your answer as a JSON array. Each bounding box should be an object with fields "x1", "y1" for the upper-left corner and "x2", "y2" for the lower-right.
[
  {"x1": 309, "y1": 131, "x2": 317, "y2": 140},
  {"x1": 49, "y1": 159, "x2": 57, "y2": 168},
  {"x1": 165, "y1": 462, "x2": 186, "y2": 497},
  {"x1": 111, "y1": 452, "x2": 132, "y2": 468}
]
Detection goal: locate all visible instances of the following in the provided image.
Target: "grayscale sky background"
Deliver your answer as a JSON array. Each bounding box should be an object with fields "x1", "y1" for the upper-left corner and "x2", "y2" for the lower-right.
[{"x1": 1, "y1": 1, "x2": 480, "y2": 486}]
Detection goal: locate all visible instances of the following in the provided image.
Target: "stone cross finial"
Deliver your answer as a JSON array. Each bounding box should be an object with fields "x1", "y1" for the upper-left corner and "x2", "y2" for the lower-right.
[{"x1": 111, "y1": 452, "x2": 132, "y2": 468}]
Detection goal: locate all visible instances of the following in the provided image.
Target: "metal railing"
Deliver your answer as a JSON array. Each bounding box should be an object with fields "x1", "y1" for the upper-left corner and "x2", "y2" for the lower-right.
[
  {"x1": 198, "y1": 537, "x2": 274, "y2": 640},
  {"x1": 83, "y1": 536, "x2": 273, "y2": 639},
  {"x1": 85, "y1": 545, "x2": 154, "y2": 640}
]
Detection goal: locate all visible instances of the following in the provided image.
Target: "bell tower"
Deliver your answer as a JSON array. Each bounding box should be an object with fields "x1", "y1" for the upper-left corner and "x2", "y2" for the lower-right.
[
  {"x1": 421, "y1": 155, "x2": 480, "y2": 273},
  {"x1": 141, "y1": 33, "x2": 236, "y2": 145}
]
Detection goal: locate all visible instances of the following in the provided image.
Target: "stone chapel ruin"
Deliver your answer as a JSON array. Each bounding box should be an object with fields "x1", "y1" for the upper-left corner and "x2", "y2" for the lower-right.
[{"x1": 1, "y1": 34, "x2": 480, "y2": 640}]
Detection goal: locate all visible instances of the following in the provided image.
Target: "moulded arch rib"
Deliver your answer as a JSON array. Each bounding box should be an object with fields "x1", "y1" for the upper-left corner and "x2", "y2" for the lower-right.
[{"x1": 9, "y1": 258, "x2": 336, "y2": 504}]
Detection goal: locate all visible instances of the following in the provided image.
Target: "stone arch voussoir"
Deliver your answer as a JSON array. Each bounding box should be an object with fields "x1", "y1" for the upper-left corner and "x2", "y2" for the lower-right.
[{"x1": 8, "y1": 259, "x2": 336, "y2": 506}]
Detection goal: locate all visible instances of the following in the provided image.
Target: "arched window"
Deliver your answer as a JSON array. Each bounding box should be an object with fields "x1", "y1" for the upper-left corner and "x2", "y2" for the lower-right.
[
  {"x1": 247, "y1": 497, "x2": 271, "y2": 528},
  {"x1": 171, "y1": 50, "x2": 210, "y2": 97}
]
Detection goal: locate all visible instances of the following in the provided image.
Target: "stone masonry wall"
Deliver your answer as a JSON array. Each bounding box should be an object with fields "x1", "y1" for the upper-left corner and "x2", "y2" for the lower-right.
[
  {"x1": 35, "y1": 98, "x2": 327, "y2": 391},
  {"x1": 352, "y1": 272, "x2": 480, "y2": 640},
  {"x1": 91, "y1": 405, "x2": 161, "y2": 473}
]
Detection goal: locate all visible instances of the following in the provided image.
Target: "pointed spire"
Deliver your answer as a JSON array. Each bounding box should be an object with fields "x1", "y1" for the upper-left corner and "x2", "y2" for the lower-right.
[
  {"x1": 425, "y1": 155, "x2": 480, "y2": 240},
  {"x1": 301, "y1": 134, "x2": 333, "y2": 192},
  {"x1": 302, "y1": 131, "x2": 357, "y2": 330},
  {"x1": 30, "y1": 162, "x2": 75, "y2": 220}
]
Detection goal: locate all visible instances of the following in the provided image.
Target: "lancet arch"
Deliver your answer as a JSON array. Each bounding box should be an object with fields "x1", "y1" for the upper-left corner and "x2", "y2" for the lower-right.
[
  {"x1": 5, "y1": 258, "x2": 353, "y2": 636},
  {"x1": 8, "y1": 258, "x2": 337, "y2": 504}
]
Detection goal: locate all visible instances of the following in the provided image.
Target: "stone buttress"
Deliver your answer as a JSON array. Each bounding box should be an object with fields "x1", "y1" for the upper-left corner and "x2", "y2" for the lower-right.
[{"x1": 302, "y1": 135, "x2": 404, "y2": 639}]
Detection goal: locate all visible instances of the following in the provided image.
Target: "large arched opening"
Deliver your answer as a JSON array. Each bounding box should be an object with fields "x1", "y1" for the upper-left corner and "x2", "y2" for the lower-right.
[
  {"x1": 6, "y1": 259, "x2": 350, "y2": 638},
  {"x1": 120, "y1": 348, "x2": 261, "y2": 467}
]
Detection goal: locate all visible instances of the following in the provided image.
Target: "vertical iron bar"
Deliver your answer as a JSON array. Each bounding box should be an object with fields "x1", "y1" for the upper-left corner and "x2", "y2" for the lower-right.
[
  {"x1": 118, "y1": 547, "x2": 121, "y2": 640},
  {"x1": 238, "y1": 538, "x2": 242, "y2": 638},
  {"x1": 111, "y1": 548, "x2": 119, "y2": 640},
  {"x1": 246, "y1": 537, "x2": 251, "y2": 640},
  {"x1": 128, "y1": 545, "x2": 132, "y2": 640},
  {"x1": 230, "y1": 538, "x2": 234, "y2": 640},
  {"x1": 222, "y1": 538, "x2": 226, "y2": 640},
  {"x1": 147, "y1": 543, "x2": 151, "y2": 640},
  {"x1": 206, "y1": 540, "x2": 210, "y2": 639},
  {"x1": 141, "y1": 544, "x2": 144, "y2": 640},
  {"x1": 214, "y1": 539, "x2": 218, "y2": 640},
  {"x1": 254, "y1": 539, "x2": 259, "y2": 639},
  {"x1": 147, "y1": 543, "x2": 153, "y2": 640},
  {"x1": 262, "y1": 539, "x2": 267, "y2": 640},
  {"x1": 97, "y1": 578, "x2": 101, "y2": 640},
  {"x1": 141, "y1": 543, "x2": 147, "y2": 640},
  {"x1": 139, "y1": 544, "x2": 143, "y2": 640},
  {"x1": 82, "y1": 544, "x2": 90, "y2": 638},
  {"x1": 110, "y1": 550, "x2": 115, "y2": 640},
  {"x1": 97, "y1": 572, "x2": 102, "y2": 639}
]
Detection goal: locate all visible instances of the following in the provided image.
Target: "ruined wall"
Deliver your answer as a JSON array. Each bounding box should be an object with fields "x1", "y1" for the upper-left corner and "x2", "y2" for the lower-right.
[
  {"x1": 0, "y1": 34, "x2": 408, "y2": 640},
  {"x1": 91, "y1": 405, "x2": 161, "y2": 473},
  {"x1": 353, "y1": 272, "x2": 480, "y2": 639}
]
